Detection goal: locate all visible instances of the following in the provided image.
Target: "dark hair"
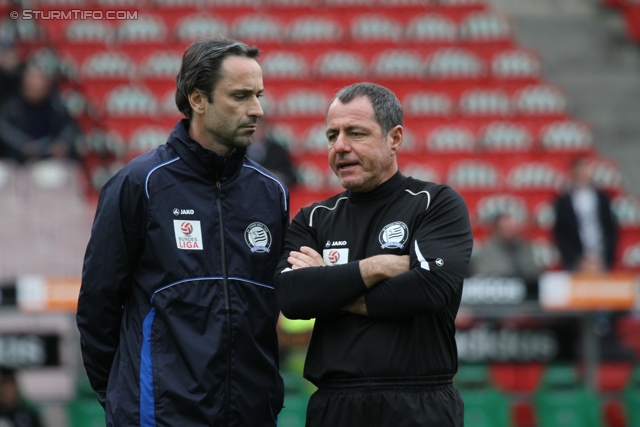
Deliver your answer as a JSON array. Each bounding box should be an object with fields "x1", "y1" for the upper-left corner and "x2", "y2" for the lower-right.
[
  {"x1": 330, "y1": 82, "x2": 403, "y2": 136},
  {"x1": 175, "y1": 36, "x2": 260, "y2": 119}
]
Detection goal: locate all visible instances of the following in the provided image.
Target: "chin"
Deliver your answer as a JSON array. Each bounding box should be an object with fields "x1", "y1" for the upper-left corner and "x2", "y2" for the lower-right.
[
  {"x1": 339, "y1": 179, "x2": 362, "y2": 191},
  {"x1": 233, "y1": 137, "x2": 253, "y2": 149}
]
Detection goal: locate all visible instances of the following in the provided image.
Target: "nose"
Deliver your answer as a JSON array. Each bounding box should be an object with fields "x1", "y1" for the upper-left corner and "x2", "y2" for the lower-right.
[
  {"x1": 332, "y1": 132, "x2": 351, "y2": 153},
  {"x1": 249, "y1": 96, "x2": 264, "y2": 118}
]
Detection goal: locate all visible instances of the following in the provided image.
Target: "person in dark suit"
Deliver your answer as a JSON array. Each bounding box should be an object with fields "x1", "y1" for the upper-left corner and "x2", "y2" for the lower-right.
[
  {"x1": 553, "y1": 156, "x2": 618, "y2": 272},
  {"x1": 246, "y1": 120, "x2": 297, "y2": 188}
]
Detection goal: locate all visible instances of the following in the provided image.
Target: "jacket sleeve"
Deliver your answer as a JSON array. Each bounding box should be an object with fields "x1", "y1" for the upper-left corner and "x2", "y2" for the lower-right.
[
  {"x1": 363, "y1": 186, "x2": 473, "y2": 320},
  {"x1": 76, "y1": 170, "x2": 145, "y2": 406},
  {"x1": 274, "y1": 208, "x2": 368, "y2": 320},
  {"x1": 552, "y1": 194, "x2": 581, "y2": 269}
]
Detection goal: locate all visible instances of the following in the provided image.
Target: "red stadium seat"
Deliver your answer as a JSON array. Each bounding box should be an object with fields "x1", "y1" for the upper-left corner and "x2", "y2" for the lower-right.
[
  {"x1": 457, "y1": 87, "x2": 512, "y2": 120},
  {"x1": 423, "y1": 123, "x2": 476, "y2": 153},
  {"x1": 113, "y1": 13, "x2": 170, "y2": 56},
  {"x1": 473, "y1": 193, "x2": 529, "y2": 226},
  {"x1": 446, "y1": 158, "x2": 501, "y2": 193},
  {"x1": 491, "y1": 48, "x2": 542, "y2": 84},
  {"x1": 230, "y1": 13, "x2": 284, "y2": 50},
  {"x1": 538, "y1": 120, "x2": 594, "y2": 156},
  {"x1": 78, "y1": 50, "x2": 136, "y2": 106},
  {"x1": 126, "y1": 125, "x2": 173, "y2": 160},
  {"x1": 504, "y1": 161, "x2": 566, "y2": 196},
  {"x1": 458, "y1": 9, "x2": 514, "y2": 49},
  {"x1": 490, "y1": 363, "x2": 546, "y2": 392},
  {"x1": 349, "y1": 13, "x2": 403, "y2": 51},
  {"x1": 369, "y1": 49, "x2": 424, "y2": 83},
  {"x1": 477, "y1": 120, "x2": 534, "y2": 153},
  {"x1": 313, "y1": 50, "x2": 369, "y2": 87},
  {"x1": 284, "y1": 15, "x2": 344, "y2": 47},
  {"x1": 404, "y1": 13, "x2": 458, "y2": 47},
  {"x1": 512, "y1": 83, "x2": 568, "y2": 120},
  {"x1": 260, "y1": 50, "x2": 310, "y2": 83},
  {"x1": 612, "y1": 194, "x2": 640, "y2": 230},
  {"x1": 403, "y1": 91, "x2": 455, "y2": 120},
  {"x1": 172, "y1": 13, "x2": 229, "y2": 45}
]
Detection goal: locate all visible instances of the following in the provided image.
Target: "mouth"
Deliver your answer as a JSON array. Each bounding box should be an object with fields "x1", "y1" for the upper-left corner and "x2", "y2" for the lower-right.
[{"x1": 336, "y1": 161, "x2": 360, "y2": 172}]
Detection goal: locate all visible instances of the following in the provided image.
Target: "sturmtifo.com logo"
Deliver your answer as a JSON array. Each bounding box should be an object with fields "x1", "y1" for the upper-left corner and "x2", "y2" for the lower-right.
[{"x1": 10, "y1": 9, "x2": 138, "y2": 20}]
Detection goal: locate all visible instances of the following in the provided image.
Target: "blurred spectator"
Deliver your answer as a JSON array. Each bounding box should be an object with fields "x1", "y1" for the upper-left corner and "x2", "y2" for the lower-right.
[
  {"x1": 0, "y1": 368, "x2": 42, "y2": 427},
  {"x1": 0, "y1": 61, "x2": 80, "y2": 164},
  {"x1": 553, "y1": 156, "x2": 618, "y2": 272},
  {"x1": 0, "y1": 39, "x2": 23, "y2": 105},
  {"x1": 470, "y1": 212, "x2": 540, "y2": 286},
  {"x1": 246, "y1": 121, "x2": 297, "y2": 187}
]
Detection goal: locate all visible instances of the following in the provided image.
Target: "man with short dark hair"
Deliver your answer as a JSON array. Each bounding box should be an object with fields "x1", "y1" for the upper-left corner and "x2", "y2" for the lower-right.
[
  {"x1": 78, "y1": 37, "x2": 288, "y2": 427},
  {"x1": 275, "y1": 82, "x2": 472, "y2": 426}
]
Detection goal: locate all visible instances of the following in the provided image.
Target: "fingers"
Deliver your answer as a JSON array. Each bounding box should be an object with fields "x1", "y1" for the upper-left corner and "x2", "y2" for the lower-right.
[
  {"x1": 299, "y1": 246, "x2": 325, "y2": 266},
  {"x1": 287, "y1": 246, "x2": 326, "y2": 269}
]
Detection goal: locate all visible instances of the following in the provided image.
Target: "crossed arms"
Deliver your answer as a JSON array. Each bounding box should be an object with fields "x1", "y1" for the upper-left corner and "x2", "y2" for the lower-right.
[
  {"x1": 287, "y1": 246, "x2": 409, "y2": 316},
  {"x1": 274, "y1": 187, "x2": 473, "y2": 321}
]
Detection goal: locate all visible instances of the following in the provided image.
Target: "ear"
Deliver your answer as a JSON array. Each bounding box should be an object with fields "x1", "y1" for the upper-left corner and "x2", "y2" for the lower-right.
[
  {"x1": 387, "y1": 125, "x2": 403, "y2": 155},
  {"x1": 188, "y1": 89, "x2": 207, "y2": 116}
]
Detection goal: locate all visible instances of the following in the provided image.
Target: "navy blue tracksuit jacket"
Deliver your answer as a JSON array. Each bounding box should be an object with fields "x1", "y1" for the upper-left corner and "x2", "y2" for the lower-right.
[{"x1": 77, "y1": 120, "x2": 289, "y2": 427}]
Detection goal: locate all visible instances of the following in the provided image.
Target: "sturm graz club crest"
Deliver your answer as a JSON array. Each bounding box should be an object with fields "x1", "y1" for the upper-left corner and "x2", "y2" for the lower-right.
[
  {"x1": 379, "y1": 221, "x2": 409, "y2": 249},
  {"x1": 245, "y1": 222, "x2": 272, "y2": 253}
]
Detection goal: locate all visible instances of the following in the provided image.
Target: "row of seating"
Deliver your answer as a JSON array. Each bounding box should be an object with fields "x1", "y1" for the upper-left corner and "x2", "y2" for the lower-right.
[
  {"x1": 275, "y1": 346, "x2": 640, "y2": 427},
  {"x1": 57, "y1": 46, "x2": 540, "y2": 85},
  {"x1": 11, "y1": 0, "x2": 489, "y2": 10},
  {"x1": 456, "y1": 363, "x2": 640, "y2": 427},
  {"x1": 73, "y1": 114, "x2": 593, "y2": 152},
  {"x1": 294, "y1": 155, "x2": 622, "y2": 192},
  {"x1": 68, "y1": 82, "x2": 576, "y2": 127},
  {"x1": 35, "y1": 10, "x2": 514, "y2": 47}
]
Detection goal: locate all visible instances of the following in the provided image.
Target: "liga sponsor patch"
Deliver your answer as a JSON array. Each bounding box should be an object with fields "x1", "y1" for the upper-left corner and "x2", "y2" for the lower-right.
[
  {"x1": 173, "y1": 220, "x2": 203, "y2": 250},
  {"x1": 323, "y1": 248, "x2": 349, "y2": 266}
]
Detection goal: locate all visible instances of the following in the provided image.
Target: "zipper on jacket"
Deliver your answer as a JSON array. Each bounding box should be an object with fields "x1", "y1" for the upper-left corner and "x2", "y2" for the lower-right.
[{"x1": 216, "y1": 181, "x2": 232, "y2": 427}]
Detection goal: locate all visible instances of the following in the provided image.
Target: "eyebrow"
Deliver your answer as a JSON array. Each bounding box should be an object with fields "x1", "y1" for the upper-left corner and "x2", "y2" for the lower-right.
[
  {"x1": 326, "y1": 125, "x2": 367, "y2": 137},
  {"x1": 229, "y1": 88, "x2": 264, "y2": 95}
]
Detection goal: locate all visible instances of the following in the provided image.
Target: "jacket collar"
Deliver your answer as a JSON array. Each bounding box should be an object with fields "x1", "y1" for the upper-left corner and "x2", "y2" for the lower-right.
[{"x1": 166, "y1": 119, "x2": 246, "y2": 182}]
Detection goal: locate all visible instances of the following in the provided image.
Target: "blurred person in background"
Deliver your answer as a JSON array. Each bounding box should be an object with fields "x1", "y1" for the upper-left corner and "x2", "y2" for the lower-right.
[
  {"x1": 553, "y1": 157, "x2": 629, "y2": 359},
  {"x1": 246, "y1": 119, "x2": 297, "y2": 188},
  {"x1": 553, "y1": 156, "x2": 618, "y2": 272},
  {"x1": 0, "y1": 39, "x2": 23, "y2": 105},
  {"x1": 0, "y1": 368, "x2": 42, "y2": 427},
  {"x1": 470, "y1": 212, "x2": 540, "y2": 286},
  {"x1": 0, "y1": 60, "x2": 79, "y2": 164}
]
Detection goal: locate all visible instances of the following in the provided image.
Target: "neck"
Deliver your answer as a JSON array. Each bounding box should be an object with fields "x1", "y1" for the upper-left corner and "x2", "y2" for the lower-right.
[{"x1": 188, "y1": 119, "x2": 232, "y2": 157}]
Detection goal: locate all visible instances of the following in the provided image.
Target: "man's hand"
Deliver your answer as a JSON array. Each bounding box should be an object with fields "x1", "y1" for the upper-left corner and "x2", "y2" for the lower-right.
[
  {"x1": 359, "y1": 254, "x2": 410, "y2": 288},
  {"x1": 288, "y1": 246, "x2": 326, "y2": 269}
]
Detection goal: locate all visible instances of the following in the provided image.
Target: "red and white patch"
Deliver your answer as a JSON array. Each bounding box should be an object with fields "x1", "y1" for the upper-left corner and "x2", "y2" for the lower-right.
[
  {"x1": 173, "y1": 220, "x2": 203, "y2": 250},
  {"x1": 323, "y1": 248, "x2": 348, "y2": 265}
]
